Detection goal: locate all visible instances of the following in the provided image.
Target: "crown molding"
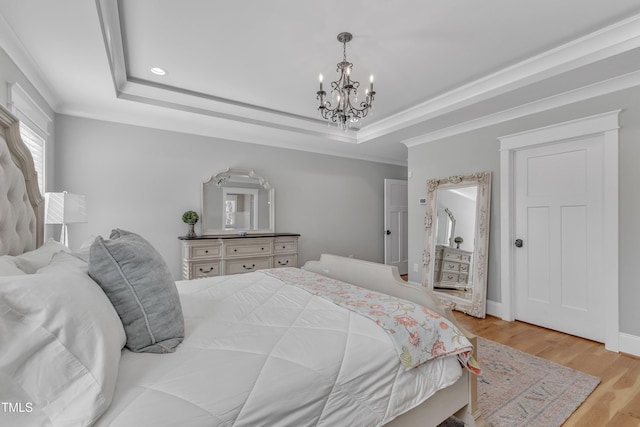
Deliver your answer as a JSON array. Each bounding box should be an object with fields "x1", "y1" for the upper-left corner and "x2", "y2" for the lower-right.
[
  {"x1": 56, "y1": 100, "x2": 408, "y2": 167},
  {"x1": 0, "y1": 11, "x2": 58, "y2": 110},
  {"x1": 358, "y1": 13, "x2": 640, "y2": 144},
  {"x1": 402, "y1": 70, "x2": 640, "y2": 147}
]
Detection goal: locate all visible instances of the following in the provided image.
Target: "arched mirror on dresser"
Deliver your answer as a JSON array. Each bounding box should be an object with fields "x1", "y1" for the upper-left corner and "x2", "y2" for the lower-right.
[
  {"x1": 422, "y1": 171, "x2": 491, "y2": 318},
  {"x1": 201, "y1": 168, "x2": 274, "y2": 234}
]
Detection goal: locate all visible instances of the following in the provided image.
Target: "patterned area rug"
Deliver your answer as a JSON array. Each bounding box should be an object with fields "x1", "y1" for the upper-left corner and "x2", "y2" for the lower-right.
[{"x1": 440, "y1": 337, "x2": 600, "y2": 427}]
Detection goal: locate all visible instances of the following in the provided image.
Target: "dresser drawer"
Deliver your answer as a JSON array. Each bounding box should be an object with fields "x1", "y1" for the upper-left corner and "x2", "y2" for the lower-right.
[
  {"x1": 442, "y1": 261, "x2": 461, "y2": 272},
  {"x1": 440, "y1": 272, "x2": 460, "y2": 283},
  {"x1": 183, "y1": 243, "x2": 222, "y2": 260},
  {"x1": 224, "y1": 257, "x2": 272, "y2": 275},
  {"x1": 273, "y1": 254, "x2": 297, "y2": 268},
  {"x1": 189, "y1": 261, "x2": 221, "y2": 279},
  {"x1": 460, "y1": 263, "x2": 470, "y2": 273},
  {"x1": 224, "y1": 239, "x2": 273, "y2": 258},
  {"x1": 274, "y1": 238, "x2": 297, "y2": 254},
  {"x1": 443, "y1": 251, "x2": 463, "y2": 261}
]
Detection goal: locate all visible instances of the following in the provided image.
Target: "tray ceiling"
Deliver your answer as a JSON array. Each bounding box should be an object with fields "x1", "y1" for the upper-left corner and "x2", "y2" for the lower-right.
[{"x1": 1, "y1": 0, "x2": 639, "y2": 164}]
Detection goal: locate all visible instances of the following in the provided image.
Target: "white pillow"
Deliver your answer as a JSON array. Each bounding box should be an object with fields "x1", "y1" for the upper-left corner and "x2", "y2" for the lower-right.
[
  {"x1": 13, "y1": 238, "x2": 70, "y2": 274},
  {"x1": 38, "y1": 251, "x2": 89, "y2": 275},
  {"x1": 79, "y1": 235, "x2": 97, "y2": 252},
  {"x1": 0, "y1": 255, "x2": 25, "y2": 277},
  {"x1": 0, "y1": 268, "x2": 125, "y2": 426},
  {"x1": 72, "y1": 235, "x2": 98, "y2": 263}
]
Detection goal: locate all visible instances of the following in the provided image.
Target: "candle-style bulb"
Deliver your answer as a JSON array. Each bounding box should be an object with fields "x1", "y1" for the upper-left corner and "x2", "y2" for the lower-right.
[{"x1": 319, "y1": 74, "x2": 323, "y2": 91}]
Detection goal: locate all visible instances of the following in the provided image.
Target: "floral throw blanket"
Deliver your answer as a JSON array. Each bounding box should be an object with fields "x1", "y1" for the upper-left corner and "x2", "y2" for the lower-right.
[{"x1": 261, "y1": 268, "x2": 480, "y2": 373}]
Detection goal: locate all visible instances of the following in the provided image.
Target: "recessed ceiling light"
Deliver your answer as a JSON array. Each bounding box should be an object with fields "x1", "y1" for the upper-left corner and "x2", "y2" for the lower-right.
[{"x1": 150, "y1": 67, "x2": 167, "y2": 76}]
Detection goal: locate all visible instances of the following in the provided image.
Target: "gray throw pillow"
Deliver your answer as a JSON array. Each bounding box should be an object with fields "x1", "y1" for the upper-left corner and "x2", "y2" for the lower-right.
[{"x1": 88, "y1": 229, "x2": 184, "y2": 353}]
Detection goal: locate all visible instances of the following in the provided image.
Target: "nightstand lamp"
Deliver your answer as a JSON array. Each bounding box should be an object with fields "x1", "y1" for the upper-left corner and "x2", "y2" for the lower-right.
[{"x1": 44, "y1": 191, "x2": 87, "y2": 247}]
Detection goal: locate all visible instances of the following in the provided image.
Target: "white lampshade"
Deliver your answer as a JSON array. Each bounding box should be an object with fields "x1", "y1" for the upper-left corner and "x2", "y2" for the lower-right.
[
  {"x1": 44, "y1": 191, "x2": 87, "y2": 247},
  {"x1": 45, "y1": 192, "x2": 87, "y2": 225}
]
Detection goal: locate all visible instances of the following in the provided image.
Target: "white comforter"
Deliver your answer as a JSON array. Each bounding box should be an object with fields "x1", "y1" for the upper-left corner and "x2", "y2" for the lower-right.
[{"x1": 95, "y1": 271, "x2": 462, "y2": 426}]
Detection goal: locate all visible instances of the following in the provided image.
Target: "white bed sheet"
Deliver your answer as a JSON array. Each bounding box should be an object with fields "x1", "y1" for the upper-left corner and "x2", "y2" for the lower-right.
[{"x1": 94, "y1": 271, "x2": 462, "y2": 427}]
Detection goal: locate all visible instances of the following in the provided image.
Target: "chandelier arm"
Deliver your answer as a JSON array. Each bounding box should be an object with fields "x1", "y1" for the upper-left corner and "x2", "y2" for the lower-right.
[{"x1": 320, "y1": 93, "x2": 372, "y2": 113}]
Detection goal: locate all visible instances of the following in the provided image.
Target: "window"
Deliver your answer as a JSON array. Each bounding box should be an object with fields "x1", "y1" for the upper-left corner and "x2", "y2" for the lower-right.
[
  {"x1": 18, "y1": 123, "x2": 45, "y2": 194},
  {"x1": 8, "y1": 83, "x2": 51, "y2": 194}
]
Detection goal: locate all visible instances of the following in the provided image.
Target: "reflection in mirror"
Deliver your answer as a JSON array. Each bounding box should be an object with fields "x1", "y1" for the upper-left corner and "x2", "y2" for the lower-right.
[
  {"x1": 422, "y1": 172, "x2": 491, "y2": 318},
  {"x1": 223, "y1": 187, "x2": 259, "y2": 230},
  {"x1": 434, "y1": 186, "x2": 477, "y2": 299},
  {"x1": 202, "y1": 168, "x2": 274, "y2": 234},
  {"x1": 436, "y1": 206, "x2": 456, "y2": 247}
]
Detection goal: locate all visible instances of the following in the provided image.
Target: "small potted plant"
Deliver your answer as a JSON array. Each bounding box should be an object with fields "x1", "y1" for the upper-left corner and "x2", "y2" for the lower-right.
[{"x1": 182, "y1": 210, "x2": 199, "y2": 238}]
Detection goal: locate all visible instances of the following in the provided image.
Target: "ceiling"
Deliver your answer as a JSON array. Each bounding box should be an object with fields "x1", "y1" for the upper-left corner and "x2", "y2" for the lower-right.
[{"x1": 1, "y1": 1, "x2": 640, "y2": 165}]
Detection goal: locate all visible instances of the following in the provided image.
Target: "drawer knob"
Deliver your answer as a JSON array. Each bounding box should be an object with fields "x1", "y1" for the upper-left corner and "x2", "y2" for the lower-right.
[
  {"x1": 205, "y1": 250, "x2": 209, "y2": 253},
  {"x1": 278, "y1": 260, "x2": 289, "y2": 265},
  {"x1": 234, "y1": 249, "x2": 237, "y2": 252},
  {"x1": 243, "y1": 264, "x2": 256, "y2": 270},
  {"x1": 261, "y1": 247, "x2": 264, "y2": 250}
]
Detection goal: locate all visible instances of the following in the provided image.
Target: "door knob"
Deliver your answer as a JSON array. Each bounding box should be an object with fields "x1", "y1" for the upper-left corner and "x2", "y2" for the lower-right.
[
  {"x1": 386, "y1": 230, "x2": 391, "y2": 235},
  {"x1": 514, "y1": 239, "x2": 524, "y2": 248}
]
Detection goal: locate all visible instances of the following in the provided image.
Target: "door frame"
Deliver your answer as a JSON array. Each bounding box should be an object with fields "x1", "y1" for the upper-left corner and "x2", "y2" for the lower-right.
[
  {"x1": 384, "y1": 178, "x2": 408, "y2": 274},
  {"x1": 499, "y1": 110, "x2": 620, "y2": 352}
]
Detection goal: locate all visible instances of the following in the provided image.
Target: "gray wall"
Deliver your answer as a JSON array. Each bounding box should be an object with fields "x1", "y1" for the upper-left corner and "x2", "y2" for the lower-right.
[
  {"x1": 408, "y1": 85, "x2": 640, "y2": 336},
  {"x1": 54, "y1": 114, "x2": 407, "y2": 279}
]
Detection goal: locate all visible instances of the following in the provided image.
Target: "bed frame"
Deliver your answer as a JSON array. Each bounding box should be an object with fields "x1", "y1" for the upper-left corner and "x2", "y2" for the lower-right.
[
  {"x1": 0, "y1": 102, "x2": 479, "y2": 426},
  {"x1": 304, "y1": 254, "x2": 479, "y2": 426}
]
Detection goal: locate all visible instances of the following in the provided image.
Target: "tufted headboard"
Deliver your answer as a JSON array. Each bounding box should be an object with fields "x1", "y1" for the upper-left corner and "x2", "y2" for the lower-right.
[{"x1": 0, "y1": 104, "x2": 44, "y2": 255}]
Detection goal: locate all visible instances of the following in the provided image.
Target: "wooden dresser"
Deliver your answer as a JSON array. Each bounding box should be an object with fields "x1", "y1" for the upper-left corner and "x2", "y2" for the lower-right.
[
  {"x1": 179, "y1": 233, "x2": 300, "y2": 280},
  {"x1": 434, "y1": 245, "x2": 472, "y2": 288}
]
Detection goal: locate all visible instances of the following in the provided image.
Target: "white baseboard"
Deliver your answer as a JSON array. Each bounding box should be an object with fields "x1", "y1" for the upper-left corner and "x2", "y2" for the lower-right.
[
  {"x1": 486, "y1": 299, "x2": 501, "y2": 317},
  {"x1": 484, "y1": 300, "x2": 640, "y2": 357},
  {"x1": 619, "y1": 333, "x2": 640, "y2": 357}
]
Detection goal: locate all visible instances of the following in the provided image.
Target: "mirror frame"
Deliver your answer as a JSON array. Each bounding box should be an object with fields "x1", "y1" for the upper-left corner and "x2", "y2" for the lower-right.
[
  {"x1": 422, "y1": 171, "x2": 491, "y2": 318},
  {"x1": 201, "y1": 168, "x2": 275, "y2": 235}
]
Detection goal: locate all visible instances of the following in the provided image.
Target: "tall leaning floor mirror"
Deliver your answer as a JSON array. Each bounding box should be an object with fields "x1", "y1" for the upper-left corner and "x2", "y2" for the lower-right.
[{"x1": 422, "y1": 171, "x2": 491, "y2": 318}]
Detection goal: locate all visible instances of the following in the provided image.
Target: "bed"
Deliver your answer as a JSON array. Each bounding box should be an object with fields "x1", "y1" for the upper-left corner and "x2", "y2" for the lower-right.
[{"x1": 0, "y1": 103, "x2": 479, "y2": 427}]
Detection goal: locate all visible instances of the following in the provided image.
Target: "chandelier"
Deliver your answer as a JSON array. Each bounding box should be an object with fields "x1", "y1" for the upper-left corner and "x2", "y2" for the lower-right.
[{"x1": 316, "y1": 32, "x2": 375, "y2": 131}]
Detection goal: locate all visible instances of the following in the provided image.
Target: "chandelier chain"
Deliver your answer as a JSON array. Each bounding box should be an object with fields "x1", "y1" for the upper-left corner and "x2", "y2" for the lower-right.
[{"x1": 342, "y1": 40, "x2": 347, "y2": 63}]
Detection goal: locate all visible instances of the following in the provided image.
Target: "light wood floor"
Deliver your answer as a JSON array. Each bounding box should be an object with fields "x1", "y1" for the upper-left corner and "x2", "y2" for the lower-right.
[{"x1": 452, "y1": 312, "x2": 640, "y2": 426}]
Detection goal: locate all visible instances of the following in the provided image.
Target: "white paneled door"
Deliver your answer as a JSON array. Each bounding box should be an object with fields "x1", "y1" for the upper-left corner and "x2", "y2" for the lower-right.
[
  {"x1": 384, "y1": 179, "x2": 408, "y2": 275},
  {"x1": 514, "y1": 136, "x2": 605, "y2": 342}
]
